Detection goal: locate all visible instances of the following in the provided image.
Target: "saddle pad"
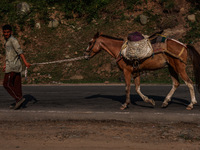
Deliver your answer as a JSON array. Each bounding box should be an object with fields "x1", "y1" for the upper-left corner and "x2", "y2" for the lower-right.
[
  {"x1": 121, "y1": 38, "x2": 153, "y2": 60},
  {"x1": 151, "y1": 39, "x2": 167, "y2": 53}
]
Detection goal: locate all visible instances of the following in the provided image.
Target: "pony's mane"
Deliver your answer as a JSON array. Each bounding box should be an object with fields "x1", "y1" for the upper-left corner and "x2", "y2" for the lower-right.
[{"x1": 100, "y1": 34, "x2": 124, "y2": 41}]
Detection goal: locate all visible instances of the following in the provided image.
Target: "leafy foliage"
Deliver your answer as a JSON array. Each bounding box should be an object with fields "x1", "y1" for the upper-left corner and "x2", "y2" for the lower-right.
[
  {"x1": 186, "y1": 0, "x2": 200, "y2": 9},
  {"x1": 0, "y1": 0, "x2": 16, "y2": 23},
  {"x1": 61, "y1": 0, "x2": 112, "y2": 22},
  {"x1": 158, "y1": 0, "x2": 175, "y2": 13},
  {"x1": 183, "y1": 22, "x2": 200, "y2": 44},
  {"x1": 123, "y1": 0, "x2": 143, "y2": 10},
  {"x1": 0, "y1": 0, "x2": 113, "y2": 25}
]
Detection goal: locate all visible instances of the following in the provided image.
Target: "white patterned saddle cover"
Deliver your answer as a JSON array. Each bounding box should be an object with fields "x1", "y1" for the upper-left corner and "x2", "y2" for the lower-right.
[{"x1": 121, "y1": 36, "x2": 153, "y2": 60}]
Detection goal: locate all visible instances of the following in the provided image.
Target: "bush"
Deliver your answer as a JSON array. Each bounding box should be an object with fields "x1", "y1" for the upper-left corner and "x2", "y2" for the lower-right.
[
  {"x1": 0, "y1": 0, "x2": 16, "y2": 23},
  {"x1": 62, "y1": 0, "x2": 111, "y2": 22},
  {"x1": 123, "y1": 0, "x2": 143, "y2": 10},
  {"x1": 186, "y1": 0, "x2": 200, "y2": 9},
  {"x1": 158, "y1": 0, "x2": 175, "y2": 13}
]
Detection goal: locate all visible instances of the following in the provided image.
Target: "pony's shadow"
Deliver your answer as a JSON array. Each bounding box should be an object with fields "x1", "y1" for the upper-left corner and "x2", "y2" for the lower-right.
[
  {"x1": 85, "y1": 94, "x2": 190, "y2": 108},
  {"x1": 21, "y1": 94, "x2": 38, "y2": 108}
]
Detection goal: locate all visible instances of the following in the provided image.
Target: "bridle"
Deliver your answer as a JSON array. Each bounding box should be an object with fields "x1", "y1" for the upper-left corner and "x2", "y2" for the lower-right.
[{"x1": 85, "y1": 35, "x2": 123, "y2": 62}]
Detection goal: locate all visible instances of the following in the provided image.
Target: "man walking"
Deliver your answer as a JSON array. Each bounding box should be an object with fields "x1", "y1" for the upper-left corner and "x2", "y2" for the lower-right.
[{"x1": 2, "y1": 24, "x2": 31, "y2": 109}]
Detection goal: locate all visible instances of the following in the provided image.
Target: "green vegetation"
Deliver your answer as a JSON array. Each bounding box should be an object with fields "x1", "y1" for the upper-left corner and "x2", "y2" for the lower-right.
[
  {"x1": 183, "y1": 9, "x2": 200, "y2": 44},
  {"x1": 0, "y1": 0, "x2": 199, "y2": 84},
  {"x1": 186, "y1": 0, "x2": 200, "y2": 9},
  {"x1": 158, "y1": 0, "x2": 175, "y2": 10},
  {"x1": 123, "y1": 0, "x2": 143, "y2": 10}
]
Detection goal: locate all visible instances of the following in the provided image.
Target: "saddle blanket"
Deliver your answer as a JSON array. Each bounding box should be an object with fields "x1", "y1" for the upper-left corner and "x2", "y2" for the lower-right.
[{"x1": 121, "y1": 37, "x2": 153, "y2": 60}]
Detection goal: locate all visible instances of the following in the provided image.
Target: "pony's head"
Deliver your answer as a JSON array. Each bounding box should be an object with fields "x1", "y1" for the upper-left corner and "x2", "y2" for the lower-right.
[{"x1": 84, "y1": 32, "x2": 102, "y2": 59}]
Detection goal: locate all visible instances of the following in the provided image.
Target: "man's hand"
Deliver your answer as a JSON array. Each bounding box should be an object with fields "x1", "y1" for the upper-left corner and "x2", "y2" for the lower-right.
[{"x1": 25, "y1": 62, "x2": 31, "y2": 68}]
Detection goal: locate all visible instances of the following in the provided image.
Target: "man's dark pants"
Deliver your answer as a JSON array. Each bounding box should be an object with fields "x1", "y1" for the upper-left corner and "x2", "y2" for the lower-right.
[{"x1": 3, "y1": 72, "x2": 22, "y2": 103}]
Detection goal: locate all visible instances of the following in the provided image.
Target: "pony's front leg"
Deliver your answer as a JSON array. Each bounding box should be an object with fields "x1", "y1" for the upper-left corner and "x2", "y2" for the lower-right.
[
  {"x1": 134, "y1": 76, "x2": 155, "y2": 106},
  {"x1": 120, "y1": 70, "x2": 131, "y2": 110}
]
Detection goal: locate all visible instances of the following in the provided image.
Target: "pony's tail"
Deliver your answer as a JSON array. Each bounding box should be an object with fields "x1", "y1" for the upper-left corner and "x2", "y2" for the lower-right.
[{"x1": 187, "y1": 44, "x2": 200, "y2": 92}]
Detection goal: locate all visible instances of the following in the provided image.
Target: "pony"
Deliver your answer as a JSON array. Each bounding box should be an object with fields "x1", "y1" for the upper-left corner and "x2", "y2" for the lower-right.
[{"x1": 84, "y1": 32, "x2": 200, "y2": 110}]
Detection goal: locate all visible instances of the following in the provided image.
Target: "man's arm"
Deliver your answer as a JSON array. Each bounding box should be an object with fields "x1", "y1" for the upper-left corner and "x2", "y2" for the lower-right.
[
  {"x1": 3, "y1": 64, "x2": 5, "y2": 72},
  {"x1": 2, "y1": 56, "x2": 6, "y2": 72},
  {"x1": 20, "y1": 54, "x2": 31, "y2": 68}
]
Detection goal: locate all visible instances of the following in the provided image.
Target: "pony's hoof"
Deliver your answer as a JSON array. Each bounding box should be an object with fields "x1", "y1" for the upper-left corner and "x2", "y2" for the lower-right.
[
  {"x1": 120, "y1": 104, "x2": 128, "y2": 110},
  {"x1": 161, "y1": 102, "x2": 168, "y2": 108},
  {"x1": 147, "y1": 99, "x2": 155, "y2": 106},
  {"x1": 186, "y1": 105, "x2": 193, "y2": 110}
]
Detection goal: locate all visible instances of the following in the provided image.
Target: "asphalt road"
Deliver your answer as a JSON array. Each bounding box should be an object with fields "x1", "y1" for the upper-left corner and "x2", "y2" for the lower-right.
[{"x1": 0, "y1": 84, "x2": 200, "y2": 122}]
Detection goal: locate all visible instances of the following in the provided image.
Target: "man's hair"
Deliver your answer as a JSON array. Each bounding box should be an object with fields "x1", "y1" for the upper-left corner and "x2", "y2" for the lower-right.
[{"x1": 2, "y1": 24, "x2": 12, "y2": 31}]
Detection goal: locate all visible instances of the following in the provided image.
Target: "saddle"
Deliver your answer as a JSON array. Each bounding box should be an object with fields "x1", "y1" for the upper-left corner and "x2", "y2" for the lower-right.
[{"x1": 120, "y1": 31, "x2": 167, "y2": 68}]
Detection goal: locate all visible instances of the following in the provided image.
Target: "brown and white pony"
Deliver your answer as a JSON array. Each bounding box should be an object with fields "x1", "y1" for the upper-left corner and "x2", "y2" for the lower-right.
[{"x1": 85, "y1": 32, "x2": 200, "y2": 110}]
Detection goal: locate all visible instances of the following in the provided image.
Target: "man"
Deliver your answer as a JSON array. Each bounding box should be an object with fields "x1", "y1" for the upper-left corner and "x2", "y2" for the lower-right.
[{"x1": 2, "y1": 24, "x2": 31, "y2": 109}]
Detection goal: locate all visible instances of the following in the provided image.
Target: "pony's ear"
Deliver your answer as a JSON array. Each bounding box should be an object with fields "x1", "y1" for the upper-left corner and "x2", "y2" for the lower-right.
[{"x1": 94, "y1": 32, "x2": 100, "y2": 38}]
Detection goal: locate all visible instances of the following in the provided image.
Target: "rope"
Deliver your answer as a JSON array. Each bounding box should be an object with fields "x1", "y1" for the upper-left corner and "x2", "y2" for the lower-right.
[
  {"x1": 31, "y1": 56, "x2": 87, "y2": 65},
  {"x1": 25, "y1": 56, "x2": 88, "y2": 79}
]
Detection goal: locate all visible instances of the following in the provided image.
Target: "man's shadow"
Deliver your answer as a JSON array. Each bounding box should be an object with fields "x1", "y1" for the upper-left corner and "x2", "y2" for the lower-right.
[
  {"x1": 21, "y1": 94, "x2": 38, "y2": 108},
  {"x1": 85, "y1": 94, "x2": 191, "y2": 108}
]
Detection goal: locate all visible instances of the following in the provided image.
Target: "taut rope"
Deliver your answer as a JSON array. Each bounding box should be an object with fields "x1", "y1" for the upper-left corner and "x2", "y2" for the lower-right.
[
  {"x1": 25, "y1": 56, "x2": 88, "y2": 78},
  {"x1": 31, "y1": 56, "x2": 87, "y2": 65}
]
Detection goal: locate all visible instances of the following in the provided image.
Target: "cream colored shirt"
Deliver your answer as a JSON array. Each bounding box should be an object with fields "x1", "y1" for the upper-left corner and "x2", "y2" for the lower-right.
[{"x1": 4, "y1": 35, "x2": 23, "y2": 73}]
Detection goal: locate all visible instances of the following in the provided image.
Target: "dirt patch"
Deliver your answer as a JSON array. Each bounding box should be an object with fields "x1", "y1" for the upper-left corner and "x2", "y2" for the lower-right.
[{"x1": 1, "y1": 120, "x2": 200, "y2": 150}]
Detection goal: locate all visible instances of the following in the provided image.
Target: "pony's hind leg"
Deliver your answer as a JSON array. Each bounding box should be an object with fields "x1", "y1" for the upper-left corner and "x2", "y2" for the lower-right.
[
  {"x1": 180, "y1": 72, "x2": 197, "y2": 110},
  {"x1": 162, "y1": 66, "x2": 180, "y2": 108},
  {"x1": 172, "y1": 63, "x2": 197, "y2": 110},
  {"x1": 183, "y1": 79, "x2": 197, "y2": 110}
]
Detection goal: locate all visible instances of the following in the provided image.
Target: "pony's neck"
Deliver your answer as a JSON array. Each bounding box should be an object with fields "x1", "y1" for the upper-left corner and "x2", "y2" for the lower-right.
[{"x1": 99, "y1": 36, "x2": 123, "y2": 59}]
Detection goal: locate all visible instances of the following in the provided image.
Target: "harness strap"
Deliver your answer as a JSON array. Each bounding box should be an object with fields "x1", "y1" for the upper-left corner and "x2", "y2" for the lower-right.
[
  {"x1": 116, "y1": 40, "x2": 127, "y2": 63},
  {"x1": 178, "y1": 47, "x2": 185, "y2": 57},
  {"x1": 154, "y1": 50, "x2": 187, "y2": 64},
  {"x1": 153, "y1": 38, "x2": 187, "y2": 64},
  {"x1": 116, "y1": 54, "x2": 123, "y2": 62}
]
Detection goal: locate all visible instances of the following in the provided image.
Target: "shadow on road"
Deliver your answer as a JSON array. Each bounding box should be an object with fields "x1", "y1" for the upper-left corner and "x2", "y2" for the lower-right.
[
  {"x1": 85, "y1": 94, "x2": 190, "y2": 108},
  {"x1": 21, "y1": 94, "x2": 38, "y2": 108}
]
